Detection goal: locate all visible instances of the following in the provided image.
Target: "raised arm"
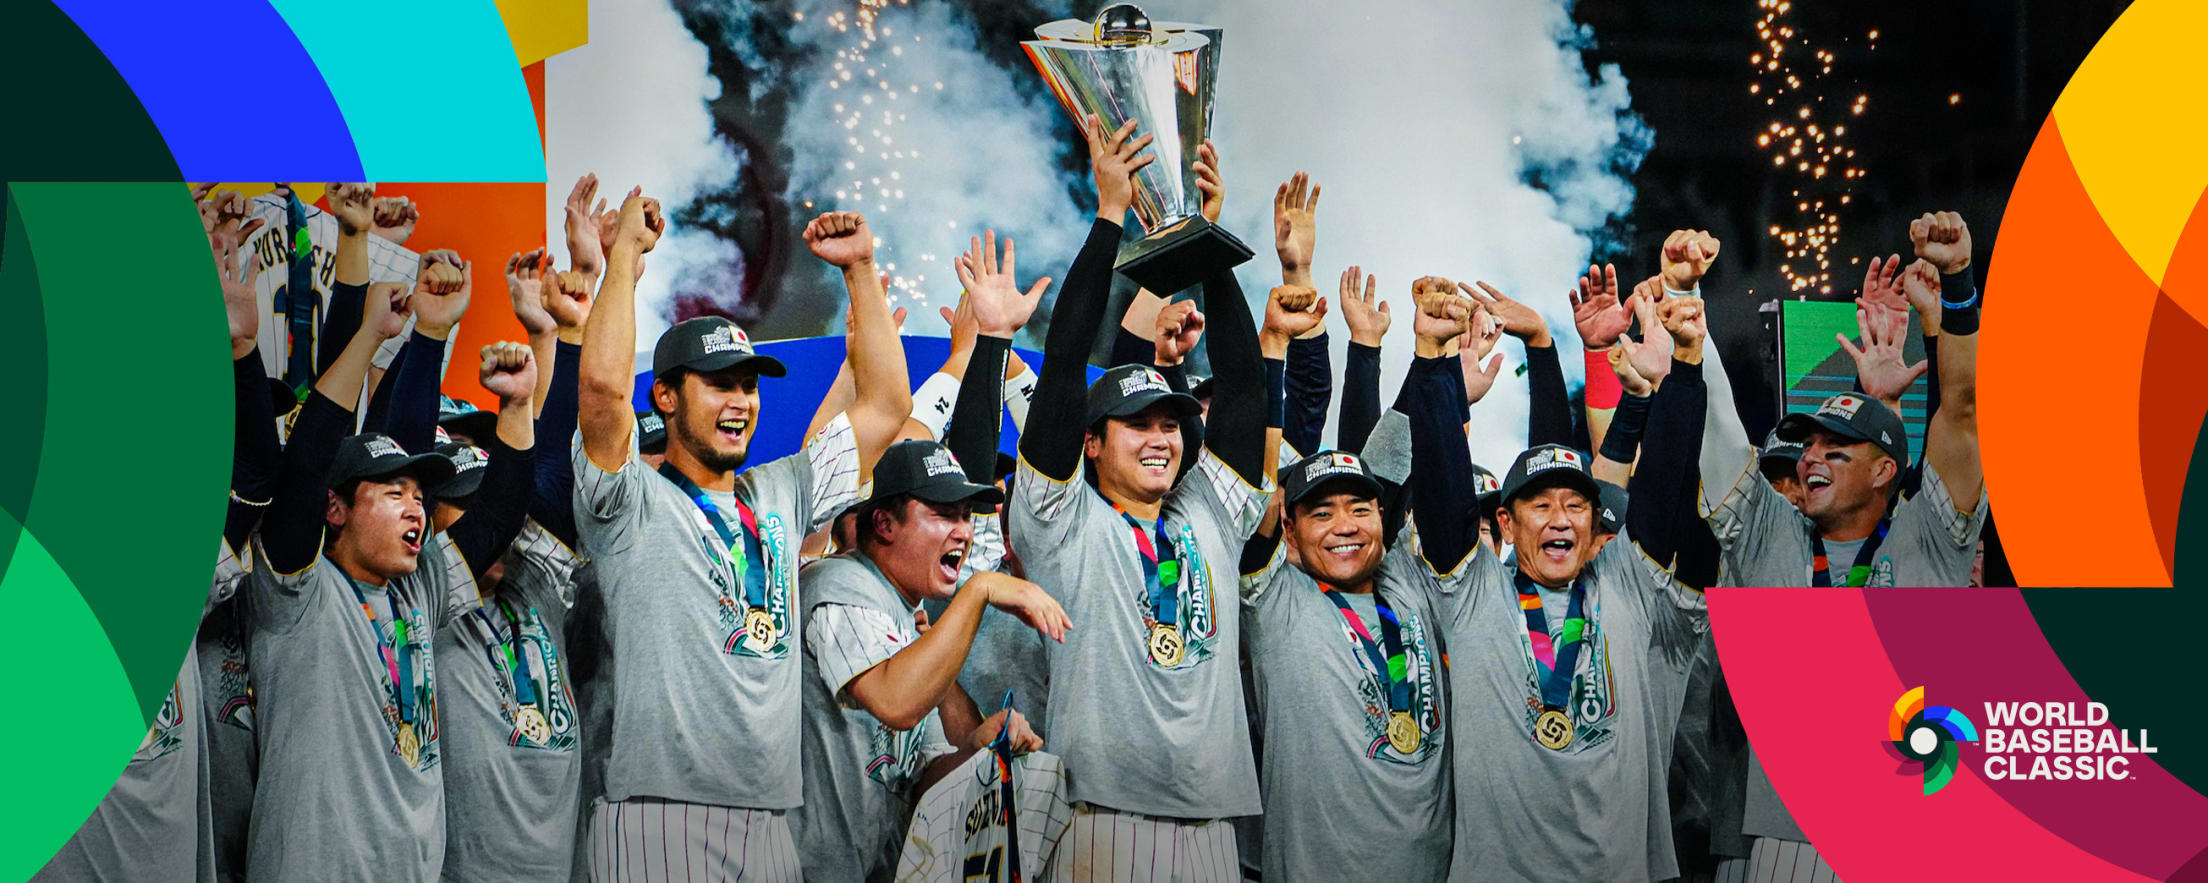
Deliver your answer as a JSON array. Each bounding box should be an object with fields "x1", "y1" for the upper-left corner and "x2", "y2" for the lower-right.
[
  {"x1": 525, "y1": 262, "x2": 592, "y2": 547},
  {"x1": 803, "y1": 211, "x2": 912, "y2": 477},
  {"x1": 262, "y1": 284, "x2": 407, "y2": 572},
  {"x1": 1464, "y1": 280, "x2": 1563, "y2": 447},
  {"x1": 1337, "y1": 266, "x2": 1390, "y2": 453},
  {"x1": 381, "y1": 251, "x2": 470, "y2": 454},
  {"x1": 316, "y1": 183, "x2": 375, "y2": 378},
  {"x1": 1020, "y1": 115, "x2": 1154, "y2": 480},
  {"x1": 222, "y1": 221, "x2": 281, "y2": 553},
  {"x1": 1571, "y1": 263, "x2": 1632, "y2": 452},
  {"x1": 947, "y1": 231, "x2": 1048, "y2": 477},
  {"x1": 446, "y1": 343, "x2": 540, "y2": 578},
  {"x1": 840, "y1": 571, "x2": 1067, "y2": 732},
  {"x1": 578, "y1": 190, "x2": 664, "y2": 473},
  {"x1": 1594, "y1": 286, "x2": 1671, "y2": 485},
  {"x1": 1403, "y1": 289, "x2": 1478, "y2": 572},
  {"x1": 1629, "y1": 295, "x2": 1718, "y2": 584},
  {"x1": 1914, "y1": 211, "x2": 1983, "y2": 507}
]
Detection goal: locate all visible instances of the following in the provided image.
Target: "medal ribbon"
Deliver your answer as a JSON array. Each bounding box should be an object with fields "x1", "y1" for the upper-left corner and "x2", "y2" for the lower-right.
[
  {"x1": 1810, "y1": 519, "x2": 1890, "y2": 587},
  {"x1": 496, "y1": 600, "x2": 539, "y2": 705},
  {"x1": 992, "y1": 690, "x2": 1024, "y2": 883},
  {"x1": 1112, "y1": 505, "x2": 1180, "y2": 628},
  {"x1": 1515, "y1": 572, "x2": 1588, "y2": 712},
  {"x1": 659, "y1": 463, "x2": 769, "y2": 609},
  {"x1": 346, "y1": 573, "x2": 420, "y2": 726},
  {"x1": 1319, "y1": 586, "x2": 1411, "y2": 712},
  {"x1": 281, "y1": 189, "x2": 315, "y2": 388}
]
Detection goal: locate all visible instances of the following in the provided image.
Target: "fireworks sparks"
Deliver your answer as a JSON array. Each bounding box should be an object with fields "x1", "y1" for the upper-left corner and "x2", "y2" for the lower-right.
[
  {"x1": 1750, "y1": 1, "x2": 1867, "y2": 295},
  {"x1": 800, "y1": 0, "x2": 936, "y2": 309}
]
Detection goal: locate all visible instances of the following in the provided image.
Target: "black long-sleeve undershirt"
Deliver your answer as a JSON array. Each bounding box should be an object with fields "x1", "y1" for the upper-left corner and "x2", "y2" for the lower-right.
[
  {"x1": 530, "y1": 341, "x2": 583, "y2": 548},
  {"x1": 947, "y1": 335, "x2": 1011, "y2": 488},
  {"x1": 1525, "y1": 343, "x2": 1572, "y2": 448},
  {"x1": 1284, "y1": 333, "x2": 1331, "y2": 458},
  {"x1": 448, "y1": 433, "x2": 535, "y2": 580},
  {"x1": 1403, "y1": 354, "x2": 1478, "y2": 573},
  {"x1": 1021, "y1": 219, "x2": 1123, "y2": 481},
  {"x1": 1111, "y1": 326, "x2": 1153, "y2": 372},
  {"x1": 380, "y1": 330, "x2": 445, "y2": 457},
  {"x1": 227, "y1": 354, "x2": 283, "y2": 555},
  {"x1": 1630, "y1": 359, "x2": 1719, "y2": 589},
  {"x1": 262, "y1": 391, "x2": 353, "y2": 574},
  {"x1": 1198, "y1": 269, "x2": 1268, "y2": 485},
  {"x1": 1340, "y1": 341, "x2": 1382, "y2": 455},
  {"x1": 318, "y1": 281, "x2": 367, "y2": 379}
]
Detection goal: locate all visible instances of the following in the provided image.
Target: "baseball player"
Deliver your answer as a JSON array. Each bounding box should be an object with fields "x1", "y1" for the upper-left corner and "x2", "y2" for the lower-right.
[
  {"x1": 1411, "y1": 284, "x2": 1714, "y2": 882},
  {"x1": 572, "y1": 193, "x2": 910, "y2": 881},
  {"x1": 1009, "y1": 115, "x2": 1286, "y2": 881},
  {"x1": 241, "y1": 259, "x2": 539, "y2": 883}
]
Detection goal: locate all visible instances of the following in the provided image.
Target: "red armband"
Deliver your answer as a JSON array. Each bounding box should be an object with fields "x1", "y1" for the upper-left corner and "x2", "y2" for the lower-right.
[{"x1": 1583, "y1": 346, "x2": 1623, "y2": 409}]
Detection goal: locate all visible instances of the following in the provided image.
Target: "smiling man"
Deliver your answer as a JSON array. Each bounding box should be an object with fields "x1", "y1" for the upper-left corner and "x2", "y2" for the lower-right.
[{"x1": 573, "y1": 195, "x2": 910, "y2": 881}]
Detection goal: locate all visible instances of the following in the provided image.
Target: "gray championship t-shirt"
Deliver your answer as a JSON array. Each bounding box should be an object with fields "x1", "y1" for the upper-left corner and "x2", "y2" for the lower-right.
[
  {"x1": 1241, "y1": 542, "x2": 1451, "y2": 883},
  {"x1": 199, "y1": 596, "x2": 257, "y2": 882},
  {"x1": 241, "y1": 532, "x2": 462, "y2": 882},
  {"x1": 1709, "y1": 461, "x2": 1988, "y2": 588},
  {"x1": 435, "y1": 519, "x2": 584, "y2": 881},
  {"x1": 1435, "y1": 532, "x2": 1708, "y2": 883},
  {"x1": 571, "y1": 414, "x2": 860, "y2": 809},
  {"x1": 1008, "y1": 450, "x2": 1270, "y2": 819},
  {"x1": 792, "y1": 552, "x2": 957, "y2": 881}
]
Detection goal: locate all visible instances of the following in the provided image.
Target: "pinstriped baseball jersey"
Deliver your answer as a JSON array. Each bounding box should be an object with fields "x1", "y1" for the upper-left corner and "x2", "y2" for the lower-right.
[{"x1": 895, "y1": 750, "x2": 1070, "y2": 883}]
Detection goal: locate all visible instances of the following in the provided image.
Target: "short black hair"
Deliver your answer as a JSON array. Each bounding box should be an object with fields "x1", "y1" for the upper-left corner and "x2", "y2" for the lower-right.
[
  {"x1": 854, "y1": 492, "x2": 916, "y2": 550},
  {"x1": 651, "y1": 367, "x2": 688, "y2": 415}
]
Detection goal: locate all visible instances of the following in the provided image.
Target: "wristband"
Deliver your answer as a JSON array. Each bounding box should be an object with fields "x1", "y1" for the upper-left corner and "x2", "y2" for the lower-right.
[
  {"x1": 1264, "y1": 358, "x2": 1288, "y2": 429},
  {"x1": 1938, "y1": 265, "x2": 1979, "y2": 336},
  {"x1": 1583, "y1": 346, "x2": 1623, "y2": 409},
  {"x1": 1598, "y1": 393, "x2": 1651, "y2": 464},
  {"x1": 910, "y1": 372, "x2": 961, "y2": 441}
]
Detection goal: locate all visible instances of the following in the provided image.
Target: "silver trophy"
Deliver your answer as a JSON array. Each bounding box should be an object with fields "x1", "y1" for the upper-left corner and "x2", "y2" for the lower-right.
[{"x1": 1024, "y1": 5, "x2": 1252, "y2": 294}]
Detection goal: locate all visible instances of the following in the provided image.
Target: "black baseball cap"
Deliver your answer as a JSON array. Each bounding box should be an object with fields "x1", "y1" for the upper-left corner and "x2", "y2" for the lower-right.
[
  {"x1": 1758, "y1": 428, "x2": 1805, "y2": 476},
  {"x1": 1471, "y1": 462, "x2": 1502, "y2": 519},
  {"x1": 653, "y1": 316, "x2": 787, "y2": 381},
  {"x1": 1498, "y1": 444, "x2": 1603, "y2": 511},
  {"x1": 437, "y1": 443, "x2": 491, "y2": 498},
  {"x1": 1595, "y1": 479, "x2": 1628, "y2": 535},
  {"x1": 437, "y1": 395, "x2": 497, "y2": 446},
  {"x1": 1280, "y1": 449, "x2": 1385, "y2": 510},
  {"x1": 327, "y1": 433, "x2": 455, "y2": 492},
  {"x1": 1085, "y1": 364, "x2": 1201, "y2": 426},
  {"x1": 994, "y1": 452, "x2": 1017, "y2": 482},
  {"x1": 868, "y1": 440, "x2": 1005, "y2": 506},
  {"x1": 1774, "y1": 392, "x2": 1906, "y2": 463},
  {"x1": 636, "y1": 410, "x2": 668, "y2": 454},
  {"x1": 1189, "y1": 375, "x2": 1215, "y2": 400}
]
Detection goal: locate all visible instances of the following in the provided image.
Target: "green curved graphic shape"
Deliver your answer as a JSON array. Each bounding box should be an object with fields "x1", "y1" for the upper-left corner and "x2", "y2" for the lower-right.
[
  {"x1": 0, "y1": 508, "x2": 143, "y2": 882},
  {"x1": 0, "y1": 1, "x2": 182, "y2": 182},
  {"x1": 0, "y1": 191, "x2": 49, "y2": 571},
  {"x1": 8, "y1": 182, "x2": 231, "y2": 717}
]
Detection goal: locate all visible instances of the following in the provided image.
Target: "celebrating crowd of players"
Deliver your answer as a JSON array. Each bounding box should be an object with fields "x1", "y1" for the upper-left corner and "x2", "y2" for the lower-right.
[{"x1": 39, "y1": 111, "x2": 1987, "y2": 883}]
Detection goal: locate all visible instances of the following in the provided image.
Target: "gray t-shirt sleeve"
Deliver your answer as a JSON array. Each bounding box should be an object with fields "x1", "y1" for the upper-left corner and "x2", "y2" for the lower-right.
[
  {"x1": 804, "y1": 601, "x2": 910, "y2": 710},
  {"x1": 1188, "y1": 448, "x2": 1272, "y2": 542},
  {"x1": 1604, "y1": 528, "x2": 1710, "y2": 650},
  {"x1": 244, "y1": 534, "x2": 324, "y2": 633},
  {"x1": 1010, "y1": 457, "x2": 1095, "y2": 553},
  {"x1": 430, "y1": 533, "x2": 482, "y2": 628},
  {"x1": 1901, "y1": 462, "x2": 1989, "y2": 554},
  {"x1": 571, "y1": 427, "x2": 651, "y2": 555},
  {"x1": 1704, "y1": 468, "x2": 1795, "y2": 560}
]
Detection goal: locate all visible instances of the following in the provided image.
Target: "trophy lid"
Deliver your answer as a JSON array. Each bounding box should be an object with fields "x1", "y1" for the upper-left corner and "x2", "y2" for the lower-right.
[
  {"x1": 1035, "y1": 16, "x2": 1219, "y2": 45},
  {"x1": 1092, "y1": 4, "x2": 1155, "y2": 45}
]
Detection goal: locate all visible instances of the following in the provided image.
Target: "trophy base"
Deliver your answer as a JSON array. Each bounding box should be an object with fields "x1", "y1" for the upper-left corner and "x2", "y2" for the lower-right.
[{"x1": 1115, "y1": 217, "x2": 1254, "y2": 295}]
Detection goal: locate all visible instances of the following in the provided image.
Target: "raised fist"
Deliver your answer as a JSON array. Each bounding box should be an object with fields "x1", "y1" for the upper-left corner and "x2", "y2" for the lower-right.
[
  {"x1": 1910, "y1": 211, "x2": 1972, "y2": 274},
  {"x1": 1264, "y1": 285, "x2": 1326, "y2": 340},
  {"x1": 478, "y1": 340, "x2": 538, "y2": 404},
  {"x1": 615, "y1": 189, "x2": 665, "y2": 254},
  {"x1": 367, "y1": 282, "x2": 411, "y2": 341},
  {"x1": 505, "y1": 249, "x2": 555, "y2": 336},
  {"x1": 411, "y1": 250, "x2": 471, "y2": 334},
  {"x1": 546, "y1": 269, "x2": 594, "y2": 330},
  {"x1": 1412, "y1": 287, "x2": 1471, "y2": 347},
  {"x1": 1153, "y1": 299, "x2": 1206, "y2": 366},
  {"x1": 328, "y1": 182, "x2": 376, "y2": 236},
  {"x1": 371, "y1": 196, "x2": 418, "y2": 245},
  {"x1": 804, "y1": 211, "x2": 875, "y2": 268},
  {"x1": 1660, "y1": 229, "x2": 1721, "y2": 292}
]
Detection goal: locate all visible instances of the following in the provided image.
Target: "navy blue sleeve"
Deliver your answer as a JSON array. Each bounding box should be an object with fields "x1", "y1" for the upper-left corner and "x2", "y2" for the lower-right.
[
  {"x1": 262, "y1": 392, "x2": 351, "y2": 573},
  {"x1": 445, "y1": 432, "x2": 535, "y2": 580},
  {"x1": 227, "y1": 355, "x2": 283, "y2": 554},
  {"x1": 1020, "y1": 219, "x2": 1122, "y2": 480},
  {"x1": 1630, "y1": 358, "x2": 1719, "y2": 588},
  {"x1": 318, "y1": 281, "x2": 367, "y2": 379},
  {"x1": 1284, "y1": 333, "x2": 1331, "y2": 457},
  {"x1": 947, "y1": 336, "x2": 1011, "y2": 487},
  {"x1": 1200, "y1": 270, "x2": 1268, "y2": 483},
  {"x1": 529, "y1": 341, "x2": 583, "y2": 548},
  {"x1": 1597, "y1": 392, "x2": 1652, "y2": 465},
  {"x1": 379, "y1": 330, "x2": 445, "y2": 456},
  {"x1": 1402, "y1": 355, "x2": 1477, "y2": 572},
  {"x1": 1339, "y1": 342, "x2": 1382, "y2": 454},
  {"x1": 1111, "y1": 325, "x2": 1153, "y2": 370},
  {"x1": 1525, "y1": 343, "x2": 1572, "y2": 448}
]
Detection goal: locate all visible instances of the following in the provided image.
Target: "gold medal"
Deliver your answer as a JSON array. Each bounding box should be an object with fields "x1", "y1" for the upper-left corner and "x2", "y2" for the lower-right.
[
  {"x1": 397, "y1": 721, "x2": 422, "y2": 766},
  {"x1": 1387, "y1": 711, "x2": 1421, "y2": 754},
  {"x1": 1147, "y1": 623, "x2": 1184, "y2": 667},
  {"x1": 1535, "y1": 708, "x2": 1574, "y2": 751},
  {"x1": 515, "y1": 707, "x2": 551, "y2": 745},
  {"x1": 744, "y1": 606, "x2": 778, "y2": 650}
]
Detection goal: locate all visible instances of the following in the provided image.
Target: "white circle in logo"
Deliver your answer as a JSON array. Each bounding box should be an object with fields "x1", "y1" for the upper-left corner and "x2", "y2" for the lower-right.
[{"x1": 1909, "y1": 725, "x2": 1938, "y2": 755}]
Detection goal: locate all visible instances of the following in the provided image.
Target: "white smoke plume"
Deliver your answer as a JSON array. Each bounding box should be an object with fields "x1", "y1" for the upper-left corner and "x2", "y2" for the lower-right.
[
  {"x1": 544, "y1": 0, "x2": 744, "y2": 349},
  {"x1": 1191, "y1": 0, "x2": 1648, "y2": 465}
]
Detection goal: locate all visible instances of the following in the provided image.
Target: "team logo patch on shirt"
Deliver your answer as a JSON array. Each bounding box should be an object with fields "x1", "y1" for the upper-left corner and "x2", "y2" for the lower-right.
[
  {"x1": 1820, "y1": 394, "x2": 1866, "y2": 419},
  {"x1": 1516, "y1": 595, "x2": 1617, "y2": 754},
  {"x1": 867, "y1": 720, "x2": 930, "y2": 789}
]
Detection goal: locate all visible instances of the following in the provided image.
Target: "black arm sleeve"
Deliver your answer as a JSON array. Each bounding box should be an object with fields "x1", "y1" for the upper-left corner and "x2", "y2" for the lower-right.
[
  {"x1": 318, "y1": 282, "x2": 367, "y2": 379},
  {"x1": 1200, "y1": 270, "x2": 1267, "y2": 483},
  {"x1": 1629, "y1": 358, "x2": 1719, "y2": 588},
  {"x1": 446, "y1": 433, "x2": 536, "y2": 579},
  {"x1": 262, "y1": 392, "x2": 353, "y2": 573},
  {"x1": 947, "y1": 336, "x2": 1011, "y2": 487},
  {"x1": 1284, "y1": 333, "x2": 1331, "y2": 457},
  {"x1": 227, "y1": 355, "x2": 283, "y2": 554},
  {"x1": 1597, "y1": 392, "x2": 1652, "y2": 465},
  {"x1": 1525, "y1": 343, "x2": 1572, "y2": 448},
  {"x1": 529, "y1": 341, "x2": 583, "y2": 548},
  {"x1": 1340, "y1": 342, "x2": 1382, "y2": 454},
  {"x1": 1402, "y1": 355, "x2": 1478, "y2": 571},
  {"x1": 1111, "y1": 326, "x2": 1153, "y2": 370},
  {"x1": 1019, "y1": 219, "x2": 1122, "y2": 481},
  {"x1": 380, "y1": 330, "x2": 445, "y2": 456},
  {"x1": 1919, "y1": 332, "x2": 1942, "y2": 434},
  {"x1": 1156, "y1": 362, "x2": 1205, "y2": 480}
]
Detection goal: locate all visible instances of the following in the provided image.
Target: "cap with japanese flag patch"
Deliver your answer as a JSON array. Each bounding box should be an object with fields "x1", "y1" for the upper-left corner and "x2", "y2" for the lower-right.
[
  {"x1": 653, "y1": 316, "x2": 787, "y2": 379},
  {"x1": 1498, "y1": 444, "x2": 1602, "y2": 510},
  {"x1": 1279, "y1": 449, "x2": 1385, "y2": 509},
  {"x1": 1085, "y1": 363, "x2": 1201, "y2": 426},
  {"x1": 1472, "y1": 462, "x2": 1502, "y2": 518},
  {"x1": 1774, "y1": 392, "x2": 1907, "y2": 463}
]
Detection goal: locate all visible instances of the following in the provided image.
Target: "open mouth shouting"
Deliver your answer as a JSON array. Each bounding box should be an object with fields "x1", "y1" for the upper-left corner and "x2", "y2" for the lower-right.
[
  {"x1": 937, "y1": 545, "x2": 968, "y2": 583},
  {"x1": 1538, "y1": 536, "x2": 1577, "y2": 563},
  {"x1": 401, "y1": 527, "x2": 424, "y2": 556}
]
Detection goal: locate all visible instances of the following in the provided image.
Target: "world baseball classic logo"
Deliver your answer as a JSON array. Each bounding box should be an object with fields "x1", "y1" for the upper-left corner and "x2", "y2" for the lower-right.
[{"x1": 1890, "y1": 686, "x2": 1979, "y2": 795}]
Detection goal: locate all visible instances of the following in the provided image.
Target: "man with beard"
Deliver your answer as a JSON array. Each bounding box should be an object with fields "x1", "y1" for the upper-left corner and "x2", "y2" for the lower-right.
[
  {"x1": 1414, "y1": 285, "x2": 1714, "y2": 882},
  {"x1": 1010, "y1": 116, "x2": 1295, "y2": 881},
  {"x1": 572, "y1": 193, "x2": 910, "y2": 880},
  {"x1": 243, "y1": 261, "x2": 539, "y2": 882}
]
